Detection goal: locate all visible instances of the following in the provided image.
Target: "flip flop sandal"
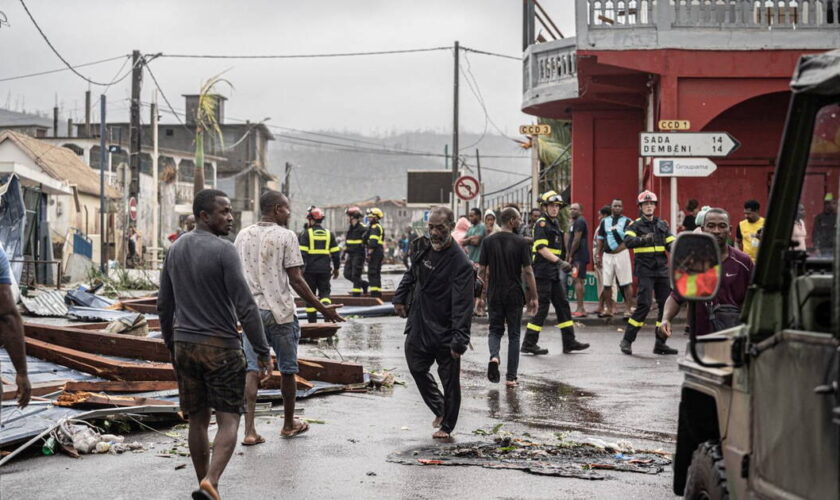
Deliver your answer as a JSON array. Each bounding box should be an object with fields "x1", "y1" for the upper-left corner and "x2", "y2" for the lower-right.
[
  {"x1": 241, "y1": 435, "x2": 266, "y2": 446},
  {"x1": 281, "y1": 420, "x2": 310, "y2": 438},
  {"x1": 192, "y1": 490, "x2": 214, "y2": 500}
]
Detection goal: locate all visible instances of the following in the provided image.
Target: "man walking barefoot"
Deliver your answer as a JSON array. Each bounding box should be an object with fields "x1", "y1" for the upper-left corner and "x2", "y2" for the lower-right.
[
  {"x1": 236, "y1": 191, "x2": 344, "y2": 445},
  {"x1": 394, "y1": 207, "x2": 474, "y2": 439},
  {"x1": 158, "y1": 189, "x2": 273, "y2": 500},
  {"x1": 478, "y1": 207, "x2": 538, "y2": 387}
]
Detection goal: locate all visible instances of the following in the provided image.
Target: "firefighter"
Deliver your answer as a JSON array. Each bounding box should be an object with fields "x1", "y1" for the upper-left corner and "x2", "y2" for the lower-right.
[
  {"x1": 620, "y1": 190, "x2": 679, "y2": 355},
  {"x1": 364, "y1": 207, "x2": 385, "y2": 298},
  {"x1": 299, "y1": 207, "x2": 341, "y2": 323},
  {"x1": 343, "y1": 206, "x2": 368, "y2": 297},
  {"x1": 522, "y1": 191, "x2": 590, "y2": 356}
]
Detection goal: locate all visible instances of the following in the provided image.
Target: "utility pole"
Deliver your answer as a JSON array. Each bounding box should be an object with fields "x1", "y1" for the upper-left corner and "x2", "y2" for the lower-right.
[
  {"x1": 52, "y1": 106, "x2": 58, "y2": 137},
  {"x1": 128, "y1": 50, "x2": 142, "y2": 229},
  {"x1": 531, "y1": 132, "x2": 539, "y2": 207},
  {"x1": 451, "y1": 40, "x2": 460, "y2": 212},
  {"x1": 475, "y1": 149, "x2": 483, "y2": 209},
  {"x1": 99, "y1": 95, "x2": 107, "y2": 274},
  {"x1": 151, "y1": 91, "x2": 160, "y2": 268},
  {"x1": 84, "y1": 90, "x2": 91, "y2": 137}
]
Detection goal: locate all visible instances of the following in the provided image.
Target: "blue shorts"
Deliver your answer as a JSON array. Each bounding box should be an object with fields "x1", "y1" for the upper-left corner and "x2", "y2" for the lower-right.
[{"x1": 243, "y1": 311, "x2": 300, "y2": 374}]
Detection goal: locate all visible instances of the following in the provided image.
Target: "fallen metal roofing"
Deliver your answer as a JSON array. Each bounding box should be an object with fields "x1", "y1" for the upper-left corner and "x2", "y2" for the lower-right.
[{"x1": 20, "y1": 291, "x2": 69, "y2": 317}]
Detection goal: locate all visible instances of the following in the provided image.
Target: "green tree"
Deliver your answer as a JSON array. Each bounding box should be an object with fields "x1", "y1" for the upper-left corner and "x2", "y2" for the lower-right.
[{"x1": 193, "y1": 74, "x2": 231, "y2": 195}]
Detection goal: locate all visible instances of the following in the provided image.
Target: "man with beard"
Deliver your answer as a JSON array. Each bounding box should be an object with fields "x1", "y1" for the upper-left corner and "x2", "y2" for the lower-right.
[
  {"x1": 660, "y1": 208, "x2": 753, "y2": 337},
  {"x1": 393, "y1": 206, "x2": 474, "y2": 439}
]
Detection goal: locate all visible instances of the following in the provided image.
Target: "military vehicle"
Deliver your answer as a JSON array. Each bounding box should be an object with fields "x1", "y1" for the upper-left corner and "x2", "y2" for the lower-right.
[{"x1": 672, "y1": 50, "x2": 840, "y2": 499}]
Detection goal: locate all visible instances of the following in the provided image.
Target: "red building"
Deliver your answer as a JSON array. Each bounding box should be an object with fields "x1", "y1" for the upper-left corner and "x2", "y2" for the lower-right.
[{"x1": 521, "y1": 0, "x2": 839, "y2": 244}]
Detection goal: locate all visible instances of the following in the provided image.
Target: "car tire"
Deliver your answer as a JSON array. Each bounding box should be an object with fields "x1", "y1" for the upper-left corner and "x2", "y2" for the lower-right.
[{"x1": 684, "y1": 441, "x2": 729, "y2": 500}]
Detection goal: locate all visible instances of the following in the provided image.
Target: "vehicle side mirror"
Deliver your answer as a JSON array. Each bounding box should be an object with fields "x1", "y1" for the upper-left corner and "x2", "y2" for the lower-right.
[{"x1": 670, "y1": 232, "x2": 722, "y2": 301}]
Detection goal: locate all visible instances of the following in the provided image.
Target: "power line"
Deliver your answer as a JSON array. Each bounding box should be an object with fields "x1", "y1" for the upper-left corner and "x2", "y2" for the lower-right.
[
  {"x1": 144, "y1": 63, "x2": 194, "y2": 137},
  {"x1": 18, "y1": 0, "x2": 128, "y2": 86},
  {"x1": 0, "y1": 55, "x2": 128, "y2": 83},
  {"x1": 153, "y1": 46, "x2": 451, "y2": 60},
  {"x1": 461, "y1": 51, "x2": 519, "y2": 143},
  {"x1": 461, "y1": 46, "x2": 520, "y2": 61}
]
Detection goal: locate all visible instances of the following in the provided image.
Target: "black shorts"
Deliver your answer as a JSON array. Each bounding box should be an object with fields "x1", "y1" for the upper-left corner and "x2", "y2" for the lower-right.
[{"x1": 174, "y1": 341, "x2": 246, "y2": 416}]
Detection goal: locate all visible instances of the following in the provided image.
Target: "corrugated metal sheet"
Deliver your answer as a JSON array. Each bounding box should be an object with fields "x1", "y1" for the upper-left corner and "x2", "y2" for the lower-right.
[{"x1": 20, "y1": 290, "x2": 68, "y2": 317}]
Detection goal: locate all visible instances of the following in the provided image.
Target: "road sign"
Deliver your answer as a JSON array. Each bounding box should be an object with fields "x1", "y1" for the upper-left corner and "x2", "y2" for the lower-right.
[
  {"x1": 129, "y1": 197, "x2": 138, "y2": 221},
  {"x1": 640, "y1": 132, "x2": 740, "y2": 157},
  {"x1": 422, "y1": 210, "x2": 430, "y2": 223},
  {"x1": 657, "y1": 120, "x2": 690, "y2": 131},
  {"x1": 454, "y1": 175, "x2": 480, "y2": 201},
  {"x1": 653, "y1": 158, "x2": 718, "y2": 177},
  {"x1": 519, "y1": 124, "x2": 552, "y2": 136}
]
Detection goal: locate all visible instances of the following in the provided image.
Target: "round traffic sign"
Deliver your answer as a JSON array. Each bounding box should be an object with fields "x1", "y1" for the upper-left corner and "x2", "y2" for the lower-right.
[
  {"x1": 454, "y1": 175, "x2": 479, "y2": 201},
  {"x1": 129, "y1": 197, "x2": 138, "y2": 221}
]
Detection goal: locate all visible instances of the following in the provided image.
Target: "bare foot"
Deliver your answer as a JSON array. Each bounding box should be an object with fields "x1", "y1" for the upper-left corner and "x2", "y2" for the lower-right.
[
  {"x1": 432, "y1": 430, "x2": 450, "y2": 439},
  {"x1": 195, "y1": 479, "x2": 220, "y2": 500},
  {"x1": 505, "y1": 380, "x2": 518, "y2": 388},
  {"x1": 432, "y1": 416, "x2": 443, "y2": 428}
]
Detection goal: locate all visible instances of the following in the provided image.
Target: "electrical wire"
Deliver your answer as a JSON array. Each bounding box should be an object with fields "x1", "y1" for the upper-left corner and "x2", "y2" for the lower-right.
[
  {"x1": 461, "y1": 46, "x2": 520, "y2": 61},
  {"x1": 18, "y1": 0, "x2": 129, "y2": 86},
  {"x1": 0, "y1": 55, "x2": 128, "y2": 83},
  {"x1": 144, "y1": 63, "x2": 194, "y2": 137},
  {"x1": 461, "y1": 51, "x2": 520, "y2": 143},
  {"x1": 153, "y1": 46, "x2": 451, "y2": 60}
]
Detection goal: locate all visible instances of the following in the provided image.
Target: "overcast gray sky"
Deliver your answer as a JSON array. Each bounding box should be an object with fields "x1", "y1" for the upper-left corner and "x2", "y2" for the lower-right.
[{"x1": 1, "y1": 0, "x2": 574, "y2": 135}]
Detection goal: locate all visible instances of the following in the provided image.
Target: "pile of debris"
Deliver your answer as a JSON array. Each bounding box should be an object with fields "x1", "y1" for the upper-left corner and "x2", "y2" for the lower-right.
[{"x1": 388, "y1": 434, "x2": 672, "y2": 480}]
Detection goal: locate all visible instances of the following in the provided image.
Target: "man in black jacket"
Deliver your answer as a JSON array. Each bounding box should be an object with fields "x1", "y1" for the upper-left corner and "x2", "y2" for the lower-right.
[{"x1": 394, "y1": 206, "x2": 473, "y2": 439}]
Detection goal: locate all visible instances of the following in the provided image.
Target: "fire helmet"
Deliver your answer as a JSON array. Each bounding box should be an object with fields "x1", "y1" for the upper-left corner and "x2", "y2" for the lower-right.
[
  {"x1": 637, "y1": 190, "x2": 658, "y2": 204},
  {"x1": 345, "y1": 206, "x2": 362, "y2": 218},
  {"x1": 366, "y1": 207, "x2": 384, "y2": 219},
  {"x1": 306, "y1": 206, "x2": 325, "y2": 221},
  {"x1": 539, "y1": 190, "x2": 565, "y2": 207}
]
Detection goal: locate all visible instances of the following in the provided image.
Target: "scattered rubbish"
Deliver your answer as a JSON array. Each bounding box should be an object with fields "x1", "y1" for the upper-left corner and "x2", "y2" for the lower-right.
[
  {"x1": 366, "y1": 471, "x2": 377, "y2": 476},
  {"x1": 104, "y1": 315, "x2": 149, "y2": 337},
  {"x1": 302, "y1": 418, "x2": 326, "y2": 425},
  {"x1": 400, "y1": 426, "x2": 410, "y2": 431},
  {"x1": 175, "y1": 464, "x2": 187, "y2": 470},
  {"x1": 472, "y1": 423, "x2": 504, "y2": 436},
  {"x1": 388, "y1": 435, "x2": 672, "y2": 480}
]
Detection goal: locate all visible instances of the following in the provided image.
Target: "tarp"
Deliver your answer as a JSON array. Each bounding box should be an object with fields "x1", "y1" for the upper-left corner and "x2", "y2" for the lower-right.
[
  {"x1": 0, "y1": 175, "x2": 26, "y2": 283},
  {"x1": 64, "y1": 288, "x2": 116, "y2": 309},
  {"x1": 790, "y1": 50, "x2": 840, "y2": 96}
]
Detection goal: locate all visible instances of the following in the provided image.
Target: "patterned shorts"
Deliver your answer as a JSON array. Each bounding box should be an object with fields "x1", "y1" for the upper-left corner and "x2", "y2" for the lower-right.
[{"x1": 173, "y1": 341, "x2": 246, "y2": 416}]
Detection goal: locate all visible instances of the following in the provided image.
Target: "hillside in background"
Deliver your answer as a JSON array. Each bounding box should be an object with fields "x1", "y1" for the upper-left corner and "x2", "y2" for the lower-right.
[{"x1": 269, "y1": 130, "x2": 532, "y2": 207}]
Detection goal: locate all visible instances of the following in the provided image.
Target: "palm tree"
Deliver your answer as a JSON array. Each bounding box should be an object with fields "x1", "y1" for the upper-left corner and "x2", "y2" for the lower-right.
[{"x1": 193, "y1": 74, "x2": 232, "y2": 195}]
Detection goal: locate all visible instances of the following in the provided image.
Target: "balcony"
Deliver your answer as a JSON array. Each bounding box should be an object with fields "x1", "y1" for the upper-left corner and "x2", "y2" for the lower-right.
[{"x1": 522, "y1": 0, "x2": 840, "y2": 108}]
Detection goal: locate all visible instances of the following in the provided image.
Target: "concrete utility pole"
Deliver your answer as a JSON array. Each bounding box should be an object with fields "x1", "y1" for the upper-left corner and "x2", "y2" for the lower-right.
[
  {"x1": 283, "y1": 162, "x2": 292, "y2": 197},
  {"x1": 531, "y1": 133, "x2": 540, "y2": 207},
  {"x1": 451, "y1": 40, "x2": 460, "y2": 212},
  {"x1": 99, "y1": 95, "x2": 107, "y2": 273},
  {"x1": 84, "y1": 90, "x2": 91, "y2": 137},
  {"x1": 151, "y1": 91, "x2": 160, "y2": 268},
  {"x1": 475, "y1": 148, "x2": 483, "y2": 209},
  {"x1": 128, "y1": 50, "x2": 142, "y2": 227},
  {"x1": 52, "y1": 106, "x2": 58, "y2": 137}
]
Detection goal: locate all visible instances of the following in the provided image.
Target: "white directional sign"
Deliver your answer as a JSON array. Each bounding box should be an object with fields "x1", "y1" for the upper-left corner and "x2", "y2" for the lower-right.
[
  {"x1": 653, "y1": 158, "x2": 718, "y2": 177},
  {"x1": 640, "y1": 132, "x2": 739, "y2": 157}
]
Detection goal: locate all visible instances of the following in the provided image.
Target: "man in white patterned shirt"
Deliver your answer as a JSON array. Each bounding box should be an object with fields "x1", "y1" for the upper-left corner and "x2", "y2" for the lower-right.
[{"x1": 235, "y1": 191, "x2": 343, "y2": 445}]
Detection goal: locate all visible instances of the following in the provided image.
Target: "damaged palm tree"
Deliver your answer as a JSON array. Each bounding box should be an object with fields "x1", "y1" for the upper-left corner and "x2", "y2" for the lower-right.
[{"x1": 192, "y1": 73, "x2": 232, "y2": 195}]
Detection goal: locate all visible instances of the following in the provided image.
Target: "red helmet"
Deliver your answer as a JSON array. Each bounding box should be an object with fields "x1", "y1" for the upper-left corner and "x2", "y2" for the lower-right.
[
  {"x1": 307, "y1": 206, "x2": 325, "y2": 221},
  {"x1": 637, "y1": 190, "x2": 658, "y2": 204},
  {"x1": 345, "y1": 206, "x2": 362, "y2": 218}
]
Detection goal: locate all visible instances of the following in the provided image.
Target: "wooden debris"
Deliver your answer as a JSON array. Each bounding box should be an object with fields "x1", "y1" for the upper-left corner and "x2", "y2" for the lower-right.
[
  {"x1": 1, "y1": 380, "x2": 68, "y2": 400},
  {"x1": 63, "y1": 381, "x2": 178, "y2": 393},
  {"x1": 53, "y1": 391, "x2": 175, "y2": 409}
]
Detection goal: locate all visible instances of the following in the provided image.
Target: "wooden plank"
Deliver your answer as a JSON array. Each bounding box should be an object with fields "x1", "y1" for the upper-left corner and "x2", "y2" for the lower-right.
[
  {"x1": 24, "y1": 338, "x2": 175, "y2": 381},
  {"x1": 1, "y1": 380, "x2": 68, "y2": 401},
  {"x1": 74, "y1": 319, "x2": 340, "y2": 340},
  {"x1": 54, "y1": 391, "x2": 175, "y2": 408},
  {"x1": 295, "y1": 296, "x2": 384, "y2": 308},
  {"x1": 63, "y1": 380, "x2": 178, "y2": 393},
  {"x1": 24, "y1": 323, "x2": 363, "y2": 385}
]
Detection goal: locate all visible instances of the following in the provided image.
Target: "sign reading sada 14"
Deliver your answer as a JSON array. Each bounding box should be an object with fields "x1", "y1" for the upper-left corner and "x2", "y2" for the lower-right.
[
  {"x1": 640, "y1": 132, "x2": 739, "y2": 157},
  {"x1": 653, "y1": 158, "x2": 718, "y2": 177}
]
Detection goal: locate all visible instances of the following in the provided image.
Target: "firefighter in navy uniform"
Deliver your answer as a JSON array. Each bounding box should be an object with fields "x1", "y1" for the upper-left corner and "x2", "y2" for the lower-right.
[
  {"x1": 620, "y1": 190, "x2": 679, "y2": 355},
  {"x1": 522, "y1": 191, "x2": 590, "y2": 356},
  {"x1": 364, "y1": 208, "x2": 385, "y2": 297},
  {"x1": 299, "y1": 207, "x2": 341, "y2": 323},
  {"x1": 343, "y1": 206, "x2": 368, "y2": 297}
]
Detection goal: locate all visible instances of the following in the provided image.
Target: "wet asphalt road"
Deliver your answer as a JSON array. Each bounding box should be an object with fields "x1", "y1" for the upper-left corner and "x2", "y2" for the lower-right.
[{"x1": 2, "y1": 275, "x2": 687, "y2": 499}]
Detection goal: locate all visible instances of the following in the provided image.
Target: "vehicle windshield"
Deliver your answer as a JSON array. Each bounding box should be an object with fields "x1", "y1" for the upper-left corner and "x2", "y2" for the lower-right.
[{"x1": 792, "y1": 102, "x2": 840, "y2": 258}]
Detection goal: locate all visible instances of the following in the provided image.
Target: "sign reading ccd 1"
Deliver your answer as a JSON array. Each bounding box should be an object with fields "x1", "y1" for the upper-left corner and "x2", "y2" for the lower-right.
[
  {"x1": 658, "y1": 120, "x2": 690, "y2": 131},
  {"x1": 519, "y1": 124, "x2": 552, "y2": 136}
]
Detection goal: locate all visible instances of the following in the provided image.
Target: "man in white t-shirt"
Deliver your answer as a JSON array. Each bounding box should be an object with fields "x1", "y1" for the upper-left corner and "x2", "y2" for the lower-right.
[{"x1": 235, "y1": 191, "x2": 344, "y2": 445}]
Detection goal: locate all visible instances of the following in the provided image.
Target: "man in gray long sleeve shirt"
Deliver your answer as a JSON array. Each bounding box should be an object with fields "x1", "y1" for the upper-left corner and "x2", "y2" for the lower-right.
[{"x1": 158, "y1": 189, "x2": 271, "y2": 500}]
